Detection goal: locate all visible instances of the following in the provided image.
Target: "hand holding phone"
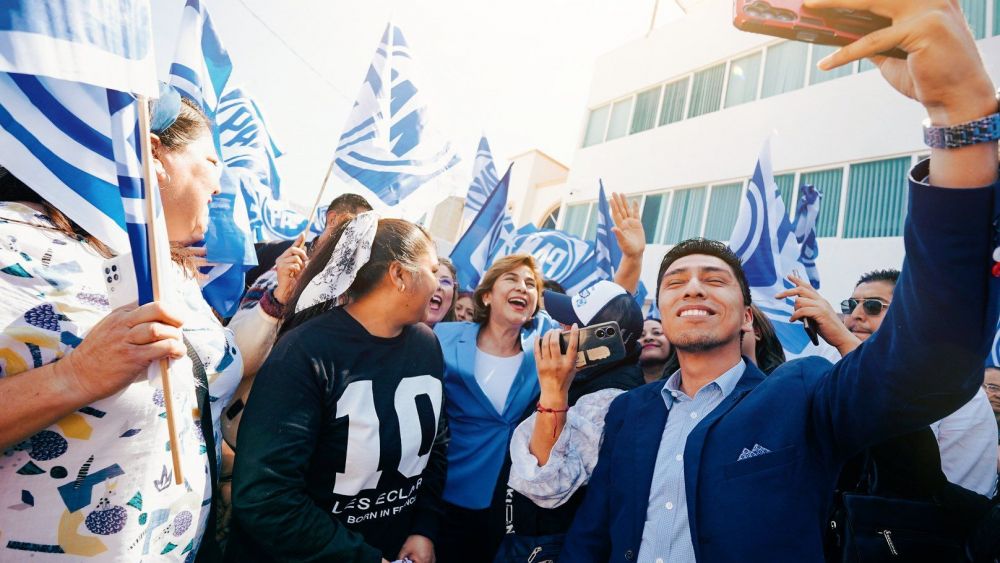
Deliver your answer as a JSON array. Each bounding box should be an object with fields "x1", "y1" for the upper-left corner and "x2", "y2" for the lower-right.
[
  {"x1": 559, "y1": 321, "x2": 627, "y2": 370},
  {"x1": 733, "y1": 0, "x2": 906, "y2": 59}
]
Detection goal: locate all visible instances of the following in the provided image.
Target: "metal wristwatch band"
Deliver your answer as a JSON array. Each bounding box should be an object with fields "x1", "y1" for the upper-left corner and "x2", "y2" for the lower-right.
[{"x1": 922, "y1": 94, "x2": 1000, "y2": 149}]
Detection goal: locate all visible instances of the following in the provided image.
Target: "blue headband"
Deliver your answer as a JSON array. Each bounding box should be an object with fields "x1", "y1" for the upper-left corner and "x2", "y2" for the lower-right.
[{"x1": 150, "y1": 83, "x2": 182, "y2": 134}]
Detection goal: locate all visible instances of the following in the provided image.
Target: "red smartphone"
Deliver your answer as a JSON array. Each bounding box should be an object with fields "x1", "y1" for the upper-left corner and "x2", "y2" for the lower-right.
[{"x1": 733, "y1": 0, "x2": 906, "y2": 59}]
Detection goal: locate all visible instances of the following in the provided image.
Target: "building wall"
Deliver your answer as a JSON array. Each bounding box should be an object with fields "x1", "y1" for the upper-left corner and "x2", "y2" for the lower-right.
[{"x1": 559, "y1": 0, "x2": 1000, "y2": 304}]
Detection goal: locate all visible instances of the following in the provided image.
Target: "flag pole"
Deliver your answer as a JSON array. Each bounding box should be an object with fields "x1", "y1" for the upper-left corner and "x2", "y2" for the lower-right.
[
  {"x1": 137, "y1": 94, "x2": 184, "y2": 485},
  {"x1": 297, "y1": 158, "x2": 336, "y2": 247}
]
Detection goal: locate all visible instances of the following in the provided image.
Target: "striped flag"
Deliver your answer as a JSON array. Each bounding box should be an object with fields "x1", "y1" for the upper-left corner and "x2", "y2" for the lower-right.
[
  {"x1": 729, "y1": 140, "x2": 839, "y2": 361},
  {"x1": 0, "y1": 74, "x2": 169, "y2": 305},
  {"x1": 169, "y1": 0, "x2": 257, "y2": 316},
  {"x1": 792, "y1": 183, "x2": 822, "y2": 289},
  {"x1": 0, "y1": 0, "x2": 157, "y2": 96},
  {"x1": 450, "y1": 165, "x2": 512, "y2": 291},
  {"x1": 461, "y1": 135, "x2": 500, "y2": 226},
  {"x1": 334, "y1": 23, "x2": 460, "y2": 218}
]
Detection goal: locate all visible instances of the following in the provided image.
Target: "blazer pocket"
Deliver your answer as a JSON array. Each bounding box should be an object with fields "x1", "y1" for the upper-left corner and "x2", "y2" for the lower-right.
[{"x1": 723, "y1": 445, "x2": 798, "y2": 479}]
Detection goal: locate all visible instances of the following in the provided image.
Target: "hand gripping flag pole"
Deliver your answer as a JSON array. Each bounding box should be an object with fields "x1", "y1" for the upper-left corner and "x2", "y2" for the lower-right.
[{"x1": 137, "y1": 95, "x2": 184, "y2": 484}]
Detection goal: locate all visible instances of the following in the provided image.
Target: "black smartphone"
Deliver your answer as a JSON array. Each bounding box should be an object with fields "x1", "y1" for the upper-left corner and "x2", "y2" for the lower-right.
[{"x1": 559, "y1": 321, "x2": 626, "y2": 370}]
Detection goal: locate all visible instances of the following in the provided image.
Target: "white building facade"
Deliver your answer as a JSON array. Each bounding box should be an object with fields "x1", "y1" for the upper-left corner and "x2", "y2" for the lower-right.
[{"x1": 550, "y1": 0, "x2": 1000, "y2": 303}]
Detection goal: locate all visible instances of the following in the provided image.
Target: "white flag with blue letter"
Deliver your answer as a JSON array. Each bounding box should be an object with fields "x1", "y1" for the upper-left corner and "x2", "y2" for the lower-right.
[
  {"x1": 450, "y1": 165, "x2": 511, "y2": 291},
  {"x1": 334, "y1": 23, "x2": 460, "y2": 219},
  {"x1": 492, "y1": 223, "x2": 596, "y2": 290},
  {"x1": 461, "y1": 135, "x2": 500, "y2": 226},
  {"x1": 729, "y1": 140, "x2": 838, "y2": 361},
  {"x1": 169, "y1": 0, "x2": 257, "y2": 316},
  {"x1": 0, "y1": 0, "x2": 157, "y2": 96}
]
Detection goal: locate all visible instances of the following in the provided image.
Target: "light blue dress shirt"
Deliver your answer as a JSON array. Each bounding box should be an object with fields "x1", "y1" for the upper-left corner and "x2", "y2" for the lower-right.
[{"x1": 637, "y1": 360, "x2": 746, "y2": 563}]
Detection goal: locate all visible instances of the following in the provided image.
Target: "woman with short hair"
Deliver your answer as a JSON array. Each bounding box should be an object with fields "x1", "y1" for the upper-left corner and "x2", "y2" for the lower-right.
[{"x1": 433, "y1": 254, "x2": 557, "y2": 562}]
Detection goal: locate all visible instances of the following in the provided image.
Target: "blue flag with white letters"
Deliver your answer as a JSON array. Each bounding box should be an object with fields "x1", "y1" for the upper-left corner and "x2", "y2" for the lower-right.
[
  {"x1": 334, "y1": 23, "x2": 460, "y2": 218},
  {"x1": 451, "y1": 164, "x2": 512, "y2": 291}
]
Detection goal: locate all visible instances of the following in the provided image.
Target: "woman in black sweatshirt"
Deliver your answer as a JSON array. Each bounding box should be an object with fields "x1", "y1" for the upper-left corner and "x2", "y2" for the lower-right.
[{"x1": 227, "y1": 214, "x2": 449, "y2": 563}]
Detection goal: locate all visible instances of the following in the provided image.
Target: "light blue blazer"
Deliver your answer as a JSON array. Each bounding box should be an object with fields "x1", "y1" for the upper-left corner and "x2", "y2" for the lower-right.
[{"x1": 435, "y1": 315, "x2": 557, "y2": 509}]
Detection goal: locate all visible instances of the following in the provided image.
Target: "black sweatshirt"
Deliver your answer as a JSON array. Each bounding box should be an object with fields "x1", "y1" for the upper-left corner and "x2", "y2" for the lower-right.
[{"x1": 227, "y1": 307, "x2": 448, "y2": 562}]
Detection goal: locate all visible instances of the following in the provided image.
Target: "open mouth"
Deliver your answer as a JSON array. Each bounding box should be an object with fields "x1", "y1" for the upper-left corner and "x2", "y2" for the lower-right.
[
  {"x1": 677, "y1": 306, "x2": 713, "y2": 318},
  {"x1": 428, "y1": 295, "x2": 443, "y2": 311},
  {"x1": 508, "y1": 296, "x2": 528, "y2": 312}
]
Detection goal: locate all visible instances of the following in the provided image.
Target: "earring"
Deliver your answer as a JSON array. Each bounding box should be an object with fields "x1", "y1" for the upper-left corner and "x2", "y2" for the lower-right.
[{"x1": 399, "y1": 284, "x2": 406, "y2": 292}]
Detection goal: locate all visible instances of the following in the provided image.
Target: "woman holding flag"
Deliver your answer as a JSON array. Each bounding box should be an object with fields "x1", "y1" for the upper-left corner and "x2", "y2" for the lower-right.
[{"x1": 0, "y1": 91, "x2": 243, "y2": 560}]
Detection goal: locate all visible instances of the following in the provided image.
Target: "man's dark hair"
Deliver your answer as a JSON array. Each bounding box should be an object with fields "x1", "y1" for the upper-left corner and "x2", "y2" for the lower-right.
[
  {"x1": 855, "y1": 268, "x2": 900, "y2": 288},
  {"x1": 543, "y1": 279, "x2": 566, "y2": 294},
  {"x1": 327, "y1": 193, "x2": 373, "y2": 215},
  {"x1": 656, "y1": 238, "x2": 751, "y2": 306}
]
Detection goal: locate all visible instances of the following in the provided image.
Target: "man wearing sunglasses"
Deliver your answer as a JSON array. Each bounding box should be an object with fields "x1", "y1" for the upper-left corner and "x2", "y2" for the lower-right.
[
  {"x1": 784, "y1": 268, "x2": 998, "y2": 496},
  {"x1": 842, "y1": 269, "x2": 896, "y2": 342}
]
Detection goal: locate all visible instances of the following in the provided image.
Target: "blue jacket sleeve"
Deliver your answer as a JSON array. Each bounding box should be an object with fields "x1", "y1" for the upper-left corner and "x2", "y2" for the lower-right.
[
  {"x1": 811, "y1": 171, "x2": 999, "y2": 463},
  {"x1": 560, "y1": 391, "x2": 628, "y2": 562}
]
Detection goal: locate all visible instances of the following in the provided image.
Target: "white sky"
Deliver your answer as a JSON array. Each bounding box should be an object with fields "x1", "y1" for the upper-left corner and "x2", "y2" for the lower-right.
[{"x1": 151, "y1": 0, "x2": 684, "y2": 209}]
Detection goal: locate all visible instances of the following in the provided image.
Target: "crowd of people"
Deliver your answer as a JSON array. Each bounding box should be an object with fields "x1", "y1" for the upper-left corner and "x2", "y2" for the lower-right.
[{"x1": 2, "y1": 0, "x2": 1000, "y2": 562}]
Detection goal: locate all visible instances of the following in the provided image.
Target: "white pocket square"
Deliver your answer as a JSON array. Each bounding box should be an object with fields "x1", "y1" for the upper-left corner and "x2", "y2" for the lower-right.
[{"x1": 737, "y1": 443, "x2": 771, "y2": 461}]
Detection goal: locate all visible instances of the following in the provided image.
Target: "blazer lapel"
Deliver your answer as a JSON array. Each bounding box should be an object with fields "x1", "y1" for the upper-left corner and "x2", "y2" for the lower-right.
[
  {"x1": 632, "y1": 383, "x2": 670, "y2": 543},
  {"x1": 683, "y1": 360, "x2": 765, "y2": 556}
]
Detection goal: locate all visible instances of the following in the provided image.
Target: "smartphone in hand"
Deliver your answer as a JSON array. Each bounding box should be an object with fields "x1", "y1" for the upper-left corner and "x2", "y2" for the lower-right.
[
  {"x1": 733, "y1": 0, "x2": 906, "y2": 59},
  {"x1": 559, "y1": 321, "x2": 626, "y2": 370}
]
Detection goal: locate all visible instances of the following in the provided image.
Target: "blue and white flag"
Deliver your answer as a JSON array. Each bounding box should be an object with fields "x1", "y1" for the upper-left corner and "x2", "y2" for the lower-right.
[
  {"x1": 729, "y1": 140, "x2": 838, "y2": 361},
  {"x1": 169, "y1": 0, "x2": 257, "y2": 316},
  {"x1": 216, "y1": 87, "x2": 285, "y2": 242},
  {"x1": 0, "y1": 73, "x2": 170, "y2": 303},
  {"x1": 334, "y1": 23, "x2": 460, "y2": 219},
  {"x1": 594, "y1": 181, "x2": 623, "y2": 279},
  {"x1": 793, "y1": 183, "x2": 822, "y2": 289},
  {"x1": 451, "y1": 165, "x2": 511, "y2": 291},
  {"x1": 492, "y1": 223, "x2": 596, "y2": 287},
  {"x1": 461, "y1": 135, "x2": 500, "y2": 226},
  {"x1": 0, "y1": 0, "x2": 157, "y2": 96}
]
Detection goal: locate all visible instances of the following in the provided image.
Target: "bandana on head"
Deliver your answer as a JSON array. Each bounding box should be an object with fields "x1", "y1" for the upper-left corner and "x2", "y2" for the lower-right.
[
  {"x1": 150, "y1": 82, "x2": 182, "y2": 135},
  {"x1": 295, "y1": 211, "x2": 380, "y2": 313}
]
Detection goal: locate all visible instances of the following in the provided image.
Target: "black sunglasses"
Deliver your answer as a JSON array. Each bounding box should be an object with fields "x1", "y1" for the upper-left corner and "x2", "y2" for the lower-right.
[{"x1": 840, "y1": 298, "x2": 889, "y2": 316}]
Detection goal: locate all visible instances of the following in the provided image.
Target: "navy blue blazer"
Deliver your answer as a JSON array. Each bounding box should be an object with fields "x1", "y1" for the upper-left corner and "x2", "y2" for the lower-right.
[
  {"x1": 563, "y1": 170, "x2": 1000, "y2": 562},
  {"x1": 435, "y1": 316, "x2": 558, "y2": 509}
]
